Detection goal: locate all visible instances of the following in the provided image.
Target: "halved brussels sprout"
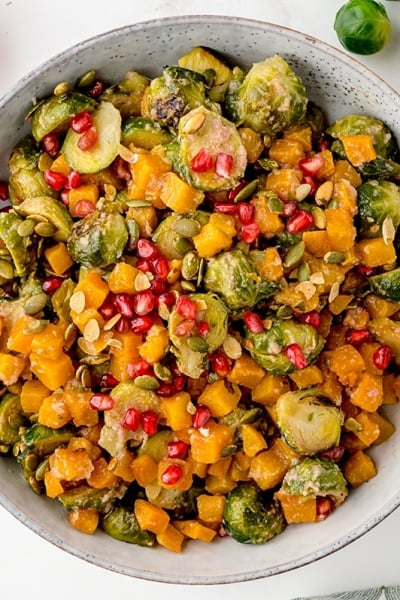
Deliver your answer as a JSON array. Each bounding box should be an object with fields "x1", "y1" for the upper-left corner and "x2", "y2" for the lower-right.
[
  {"x1": 178, "y1": 46, "x2": 233, "y2": 102},
  {"x1": 0, "y1": 393, "x2": 26, "y2": 450},
  {"x1": 62, "y1": 101, "x2": 121, "y2": 174},
  {"x1": 121, "y1": 116, "x2": 173, "y2": 149},
  {"x1": 101, "y1": 506, "x2": 156, "y2": 546},
  {"x1": 222, "y1": 482, "x2": 286, "y2": 544},
  {"x1": 368, "y1": 317, "x2": 400, "y2": 363},
  {"x1": 224, "y1": 55, "x2": 308, "y2": 143},
  {"x1": 16, "y1": 195, "x2": 73, "y2": 242},
  {"x1": 17, "y1": 423, "x2": 74, "y2": 458},
  {"x1": 58, "y1": 483, "x2": 127, "y2": 512},
  {"x1": 280, "y1": 457, "x2": 348, "y2": 505},
  {"x1": 358, "y1": 158, "x2": 400, "y2": 181},
  {"x1": 0, "y1": 210, "x2": 31, "y2": 277},
  {"x1": 67, "y1": 209, "x2": 128, "y2": 268},
  {"x1": 203, "y1": 247, "x2": 278, "y2": 311},
  {"x1": 368, "y1": 268, "x2": 400, "y2": 302},
  {"x1": 327, "y1": 114, "x2": 399, "y2": 160},
  {"x1": 276, "y1": 388, "x2": 344, "y2": 455},
  {"x1": 245, "y1": 318, "x2": 325, "y2": 376},
  {"x1": 152, "y1": 212, "x2": 208, "y2": 260},
  {"x1": 357, "y1": 180, "x2": 400, "y2": 238},
  {"x1": 137, "y1": 429, "x2": 174, "y2": 462},
  {"x1": 100, "y1": 71, "x2": 150, "y2": 118}
]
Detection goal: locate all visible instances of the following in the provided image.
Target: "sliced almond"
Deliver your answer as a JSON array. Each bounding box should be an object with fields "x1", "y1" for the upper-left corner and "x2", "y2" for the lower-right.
[
  {"x1": 69, "y1": 290, "x2": 86, "y2": 313},
  {"x1": 181, "y1": 110, "x2": 206, "y2": 134},
  {"x1": 83, "y1": 318, "x2": 101, "y2": 343}
]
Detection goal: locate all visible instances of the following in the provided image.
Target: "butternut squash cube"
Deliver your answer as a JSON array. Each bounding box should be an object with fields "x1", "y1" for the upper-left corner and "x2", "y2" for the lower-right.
[
  {"x1": 134, "y1": 499, "x2": 170, "y2": 535},
  {"x1": 251, "y1": 373, "x2": 290, "y2": 406},
  {"x1": 173, "y1": 520, "x2": 217, "y2": 543},
  {"x1": 343, "y1": 449, "x2": 377, "y2": 487},
  {"x1": 341, "y1": 134, "x2": 377, "y2": 167},
  {"x1": 197, "y1": 493, "x2": 225, "y2": 525},
  {"x1": 161, "y1": 391, "x2": 193, "y2": 431},
  {"x1": 197, "y1": 379, "x2": 241, "y2": 417},
  {"x1": 30, "y1": 351, "x2": 75, "y2": 391},
  {"x1": 108, "y1": 261, "x2": 140, "y2": 294},
  {"x1": 156, "y1": 523, "x2": 185, "y2": 553},
  {"x1": 20, "y1": 379, "x2": 50, "y2": 414},
  {"x1": 44, "y1": 242, "x2": 74, "y2": 275},
  {"x1": 241, "y1": 424, "x2": 267, "y2": 457},
  {"x1": 275, "y1": 491, "x2": 317, "y2": 523},
  {"x1": 0, "y1": 352, "x2": 27, "y2": 385},
  {"x1": 6, "y1": 314, "x2": 36, "y2": 355},
  {"x1": 325, "y1": 207, "x2": 356, "y2": 252},
  {"x1": 249, "y1": 446, "x2": 288, "y2": 490},
  {"x1": 38, "y1": 390, "x2": 72, "y2": 428},
  {"x1": 350, "y1": 371, "x2": 383, "y2": 412},
  {"x1": 109, "y1": 330, "x2": 141, "y2": 382},
  {"x1": 326, "y1": 344, "x2": 365, "y2": 387},
  {"x1": 228, "y1": 352, "x2": 265, "y2": 390},
  {"x1": 189, "y1": 420, "x2": 233, "y2": 464},
  {"x1": 160, "y1": 171, "x2": 204, "y2": 213},
  {"x1": 73, "y1": 270, "x2": 109, "y2": 310},
  {"x1": 68, "y1": 508, "x2": 99, "y2": 535},
  {"x1": 357, "y1": 238, "x2": 396, "y2": 268},
  {"x1": 131, "y1": 454, "x2": 158, "y2": 487}
]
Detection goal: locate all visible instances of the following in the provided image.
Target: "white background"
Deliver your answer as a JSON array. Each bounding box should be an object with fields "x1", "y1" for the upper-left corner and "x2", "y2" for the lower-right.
[{"x1": 1, "y1": 1, "x2": 400, "y2": 598}]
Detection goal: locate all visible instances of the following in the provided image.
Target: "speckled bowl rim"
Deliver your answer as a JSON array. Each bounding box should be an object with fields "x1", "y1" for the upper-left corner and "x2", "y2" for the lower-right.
[{"x1": 1, "y1": 14, "x2": 400, "y2": 585}]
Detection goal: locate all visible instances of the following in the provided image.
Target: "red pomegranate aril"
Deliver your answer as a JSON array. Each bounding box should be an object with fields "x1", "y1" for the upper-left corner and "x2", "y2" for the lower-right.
[
  {"x1": 357, "y1": 265, "x2": 376, "y2": 277},
  {"x1": 156, "y1": 382, "x2": 175, "y2": 397},
  {"x1": 320, "y1": 446, "x2": 345, "y2": 463},
  {"x1": 167, "y1": 440, "x2": 189, "y2": 459},
  {"x1": 141, "y1": 410, "x2": 158, "y2": 436},
  {"x1": 122, "y1": 407, "x2": 141, "y2": 431},
  {"x1": 44, "y1": 169, "x2": 68, "y2": 191},
  {"x1": 298, "y1": 310, "x2": 322, "y2": 329},
  {"x1": 287, "y1": 210, "x2": 314, "y2": 234},
  {"x1": 161, "y1": 464, "x2": 183, "y2": 486},
  {"x1": 197, "y1": 321, "x2": 210, "y2": 338},
  {"x1": 60, "y1": 189, "x2": 70, "y2": 206},
  {"x1": 302, "y1": 174, "x2": 318, "y2": 195},
  {"x1": 150, "y1": 277, "x2": 168, "y2": 296},
  {"x1": 192, "y1": 404, "x2": 212, "y2": 429},
  {"x1": 41, "y1": 133, "x2": 60, "y2": 156},
  {"x1": 299, "y1": 155, "x2": 324, "y2": 177},
  {"x1": 237, "y1": 202, "x2": 255, "y2": 225},
  {"x1": 284, "y1": 343, "x2": 307, "y2": 369},
  {"x1": 157, "y1": 291, "x2": 176, "y2": 309},
  {"x1": 215, "y1": 152, "x2": 233, "y2": 178},
  {"x1": 136, "y1": 238, "x2": 159, "y2": 259},
  {"x1": 73, "y1": 199, "x2": 95, "y2": 217},
  {"x1": 209, "y1": 349, "x2": 231, "y2": 377},
  {"x1": 243, "y1": 310, "x2": 264, "y2": 334},
  {"x1": 282, "y1": 200, "x2": 297, "y2": 217},
  {"x1": 174, "y1": 318, "x2": 196, "y2": 337},
  {"x1": 133, "y1": 290, "x2": 157, "y2": 316},
  {"x1": 373, "y1": 344, "x2": 393, "y2": 370},
  {"x1": 213, "y1": 201, "x2": 238, "y2": 215},
  {"x1": 227, "y1": 180, "x2": 247, "y2": 202},
  {"x1": 345, "y1": 328, "x2": 369, "y2": 346},
  {"x1": 99, "y1": 373, "x2": 119, "y2": 388},
  {"x1": 41, "y1": 276, "x2": 63, "y2": 295},
  {"x1": 190, "y1": 148, "x2": 214, "y2": 172},
  {"x1": 67, "y1": 170, "x2": 81, "y2": 189},
  {"x1": 130, "y1": 315, "x2": 154, "y2": 335},
  {"x1": 114, "y1": 292, "x2": 135, "y2": 317},
  {"x1": 0, "y1": 180, "x2": 9, "y2": 201},
  {"x1": 316, "y1": 497, "x2": 335, "y2": 519},
  {"x1": 87, "y1": 79, "x2": 104, "y2": 98},
  {"x1": 71, "y1": 110, "x2": 93, "y2": 133},
  {"x1": 173, "y1": 374, "x2": 186, "y2": 392},
  {"x1": 151, "y1": 256, "x2": 170, "y2": 280},
  {"x1": 241, "y1": 222, "x2": 260, "y2": 243},
  {"x1": 89, "y1": 393, "x2": 115, "y2": 411},
  {"x1": 126, "y1": 358, "x2": 151, "y2": 379},
  {"x1": 78, "y1": 126, "x2": 98, "y2": 151},
  {"x1": 176, "y1": 295, "x2": 198, "y2": 319},
  {"x1": 99, "y1": 294, "x2": 117, "y2": 319},
  {"x1": 115, "y1": 315, "x2": 130, "y2": 333},
  {"x1": 136, "y1": 258, "x2": 152, "y2": 273}
]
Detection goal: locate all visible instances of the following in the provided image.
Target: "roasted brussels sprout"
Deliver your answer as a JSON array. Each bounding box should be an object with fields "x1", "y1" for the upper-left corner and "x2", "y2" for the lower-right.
[
  {"x1": 0, "y1": 393, "x2": 26, "y2": 451},
  {"x1": 358, "y1": 157, "x2": 400, "y2": 181},
  {"x1": 16, "y1": 195, "x2": 73, "y2": 242},
  {"x1": 58, "y1": 483, "x2": 127, "y2": 512},
  {"x1": 224, "y1": 55, "x2": 308, "y2": 143},
  {"x1": 67, "y1": 209, "x2": 128, "y2": 268},
  {"x1": 144, "y1": 66, "x2": 219, "y2": 128},
  {"x1": 100, "y1": 71, "x2": 150, "y2": 118},
  {"x1": 7, "y1": 135, "x2": 57, "y2": 205},
  {"x1": 178, "y1": 46, "x2": 233, "y2": 102},
  {"x1": 357, "y1": 180, "x2": 400, "y2": 238},
  {"x1": 121, "y1": 116, "x2": 172, "y2": 149},
  {"x1": 152, "y1": 212, "x2": 208, "y2": 260},
  {"x1": 368, "y1": 268, "x2": 400, "y2": 302},
  {"x1": 203, "y1": 247, "x2": 278, "y2": 311},
  {"x1": 0, "y1": 210, "x2": 31, "y2": 277},
  {"x1": 334, "y1": 0, "x2": 391, "y2": 55},
  {"x1": 368, "y1": 317, "x2": 400, "y2": 362},
  {"x1": 276, "y1": 388, "x2": 344, "y2": 455},
  {"x1": 279, "y1": 457, "x2": 348, "y2": 505},
  {"x1": 222, "y1": 482, "x2": 286, "y2": 544},
  {"x1": 327, "y1": 114, "x2": 399, "y2": 160},
  {"x1": 137, "y1": 429, "x2": 174, "y2": 462},
  {"x1": 148, "y1": 477, "x2": 205, "y2": 520},
  {"x1": 17, "y1": 423, "x2": 74, "y2": 458},
  {"x1": 101, "y1": 506, "x2": 156, "y2": 546},
  {"x1": 245, "y1": 318, "x2": 324, "y2": 376}
]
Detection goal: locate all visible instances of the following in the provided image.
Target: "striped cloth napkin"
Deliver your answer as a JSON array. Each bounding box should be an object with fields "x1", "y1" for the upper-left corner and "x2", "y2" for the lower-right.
[{"x1": 293, "y1": 587, "x2": 400, "y2": 599}]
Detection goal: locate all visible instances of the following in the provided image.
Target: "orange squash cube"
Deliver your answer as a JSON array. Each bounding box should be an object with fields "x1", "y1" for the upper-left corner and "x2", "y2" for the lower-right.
[
  {"x1": 161, "y1": 392, "x2": 193, "y2": 431},
  {"x1": 49, "y1": 446, "x2": 94, "y2": 481},
  {"x1": 343, "y1": 449, "x2": 377, "y2": 487},
  {"x1": 341, "y1": 134, "x2": 377, "y2": 167},
  {"x1": 227, "y1": 352, "x2": 265, "y2": 390},
  {"x1": 38, "y1": 390, "x2": 72, "y2": 428},
  {"x1": 73, "y1": 270, "x2": 109, "y2": 310},
  {"x1": 241, "y1": 424, "x2": 267, "y2": 458},
  {"x1": 173, "y1": 520, "x2": 217, "y2": 543},
  {"x1": 109, "y1": 330, "x2": 141, "y2": 382},
  {"x1": 160, "y1": 171, "x2": 204, "y2": 213},
  {"x1": 30, "y1": 351, "x2": 75, "y2": 390},
  {"x1": 68, "y1": 508, "x2": 99, "y2": 534},
  {"x1": 134, "y1": 499, "x2": 170, "y2": 535},
  {"x1": 6, "y1": 314, "x2": 36, "y2": 355},
  {"x1": 349, "y1": 371, "x2": 383, "y2": 412},
  {"x1": 63, "y1": 387, "x2": 99, "y2": 427},
  {"x1": 197, "y1": 379, "x2": 241, "y2": 417},
  {"x1": 131, "y1": 454, "x2": 158, "y2": 487},
  {"x1": 20, "y1": 379, "x2": 50, "y2": 414},
  {"x1": 0, "y1": 352, "x2": 27, "y2": 386},
  {"x1": 357, "y1": 238, "x2": 396, "y2": 268},
  {"x1": 156, "y1": 523, "x2": 185, "y2": 553},
  {"x1": 44, "y1": 242, "x2": 74, "y2": 275},
  {"x1": 108, "y1": 261, "x2": 140, "y2": 294},
  {"x1": 31, "y1": 322, "x2": 67, "y2": 359},
  {"x1": 87, "y1": 457, "x2": 120, "y2": 489},
  {"x1": 275, "y1": 491, "x2": 317, "y2": 523},
  {"x1": 197, "y1": 494, "x2": 225, "y2": 525},
  {"x1": 189, "y1": 420, "x2": 233, "y2": 464}
]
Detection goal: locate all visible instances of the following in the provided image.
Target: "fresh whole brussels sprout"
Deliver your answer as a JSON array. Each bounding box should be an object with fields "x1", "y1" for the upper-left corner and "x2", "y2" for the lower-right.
[
  {"x1": 275, "y1": 388, "x2": 344, "y2": 455},
  {"x1": 222, "y1": 481, "x2": 286, "y2": 544},
  {"x1": 279, "y1": 457, "x2": 348, "y2": 505},
  {"x1": 357, "y1": 180, "x2": 400, "y2": 238},
  {"x1": 327, "y1": 114, "x2": 399, "y2": 160},
  {"x1": 334, "y1": 0, "x2": 392, "y2": 55},
  {"x1": 224, "y1": 54, "x2": 308, "y2": 144},
  {"x1": 244, "y1": 318, "x2": 325, "y2": 376}
]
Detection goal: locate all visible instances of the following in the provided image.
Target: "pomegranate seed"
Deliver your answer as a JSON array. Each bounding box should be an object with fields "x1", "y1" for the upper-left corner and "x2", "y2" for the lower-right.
[
  {"x1": 373, "y1": 345, "x2": 393, "y2": 370},
  {"x1": 78, "y1": 126, "x2": 98, "y2": 151},
  {"x1": 60, "y1": 189, "x2": 70, "y2": 206},
  {"x1": 112, "y1": 156, "x2": 131, "y2": 181},
  {"x1": 99, "y1": 293, "x2": 117, "y2": 319},
  {"x1": 130, "y1": 315, "x2": 154, "y2": 335},
  {"x1": 227, "y1": 180, "x2": 247, "y2": 202},
  {"x1": 136, "y1": 238, "x2": 159, "y2": 259},
  {"x1": 156, "y1": 382, "x2": 175, "y2": 397},
  {"x1": 73, "y1": 199, "x2": 95, "y2": 217},
  {"x1": 151, "y1": 256, "x2": 169, "y2": 280},
  {"x1": 114, "y1": 293, "x2": 135, "y2": 317},
  {"x1": 320, "y1": 446, "x2": 345, "y2": 463},
  {"x1": 345, "y1": 328, "x2": 369, "y2": 345},
  {"x1": 302, "y1": 174, "x2": 318, "y2": 195},
  {"x1": 89, "y1": 393, "x2": 115, "y2": 411},
  {"x1": 0, "y1": 180, "x2": 9, "y2": 201},
  {"x1": 173, "y1": 374, "x2": 186, "y2": 393},
  {"x1": 237, "y1": 203, "x2": 255, "y2": 225},
  {"x1": 150, "y1": 277, "x2": 168, "y2": 296},
  {"x1": 122, "y1": 407, "x2": 141, "y2": 431},
  {"x1": 197, "y1": 321, "x2": 210, "y2": 338},
  {"x1": 298, "y1": 311, "x2": 322, "y2": 329},
  {"x1": 157, "y1": 291, "x2": 176, "y2": 309},
  {"x1": 136, "y1": 258, "x2": 152, "y2": 273},
  {"x1": 215, "y1": 152, "x2": 233, "y2": 178},
  {"x1": 41, "y1": 133, "x2": 59, "y2": 156},
  {"x1": 161, "y1": 463, "x2": 183, "y2": 485},
  {"x1": 44, "y1": 169, "x2": 68, "y2": 191},
  {"x1": 243, "y1": 310, "x2": 264, "y2": 334},
  {"x1": 190, "y1": 148, "x2": 214, "y2": 172},
  {"x1": 287, "y1": 210, "x2": 314, "y2": 234},
  {"x1": 115, "y1": 316, "x2": 130, "y2": 333},
  {"x1": 213, "y1": 201, "x2": 238, "y2": 215},
  {"x1": 299, "y1": 155, "x2": 324, "y2": 177},
  {"x1": 209, "y1": 349, "x2": 231, "y2": 377},
  {"x1": 357, "y1": 265, "x2": 376, "y2": 277},
  {"x1": 241, "y1": 222, "x2": 260, "y2": 243},
  {"x1": 316, "y1": 497, "x2": 334, "y2": 519},
  {"x1": 282, "y1": 200, "x2": 297, "y2": 217},
  {"x1": 87, "y1": 79, "x2": 104, "y2": 98},
  {"x1": 126, "y1": 358, "x2": 151, "y2": 378},
  {"x1": 318, "y1": 134, "x2": 331, "y2": 151},
  {"x1": 174, "y1": 318, "x2": 197, "y2": 337},
  {"x1": 141, "y1": 410, "x2": 158, "y2": 435},
  {"x1": 71, "y1": 110, "x2": 93, "y2": 133},
  {"x1": 176, "y1": 295, "x2": 198, "y2": 319},
  {"x1": 192, "y1": 404, "x2": 212, "y2": 429},
  {"x1": 167, "y1": 440, "x2": 189, "y2": 459},
  {"x1": 99, "y1": 373, "x2": 119, "y2": 388},
  {"x1": 284, "y1": 343, "x2": 307, "y2": 369},
  {"x1": 41, "y1": 276, "x2": 63, "y2": 294},
  {"x1": 67, "y1": 170, "x2": 81, "y2": 189},
  {"x1": 133, "y1": 290, "x2": 157, "y2": 316}
]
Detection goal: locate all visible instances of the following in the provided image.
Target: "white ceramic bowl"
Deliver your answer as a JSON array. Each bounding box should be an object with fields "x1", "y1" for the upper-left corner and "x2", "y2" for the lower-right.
[{"x1": 1, "y1": 15, "x2": 400, "y2": 585}]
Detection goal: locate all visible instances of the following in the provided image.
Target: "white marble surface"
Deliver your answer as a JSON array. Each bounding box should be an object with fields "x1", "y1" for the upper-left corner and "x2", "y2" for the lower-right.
[{"x1": 1, "y1": 1, "x2": 400, "y2": 598}]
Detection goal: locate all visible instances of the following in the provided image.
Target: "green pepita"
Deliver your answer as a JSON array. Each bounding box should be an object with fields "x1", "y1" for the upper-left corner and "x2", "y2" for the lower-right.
[
  {"x1": 35, "y1": 457, "x2": 50, "y2": 481},
  {"x1": 187, "y1": 336, "x2": 209, "y2": 353},
  {"x1": 0, "y1": 257, "x2": 14, "y2": 280},
  {"x1": 17, "y1": 218, "x2": 36, "y2": 237},
  {"x1": 24, "y1": 293, "x2": 48, "y2": 315},
  {"x1": 153, "y1": 363, "x2": 172, "y2": 382},
  {"x1": 126, "y1": 199, "x2": 153, "y2": 208},
  {"x1": 181, "y1": 280, "x2": 196, "y2": 292},
  {"x1": 266, "y1": 195, "x2": 284, "y2": 213},
  {"x1": 173, "y1": 237, "x2": 193, "y2": 256},
  {"x1": 172, "y1": 217, "x2": 202, "y2": 238},
  {"x1": 324, "y1": 251, "x2": 346, "y2": 264},
  {"x1": 53, "y1": 81, "x2": 70, "y2": 96},
  {"x1": 182, "y1": 251, "x2": 201, "y2": 280},
  {"x1": 134, "y1": 375, "x2": 160, "y2": 390},
  {"x1": 233, "y1": 179, "x2": 258, "y2": 203},
  {"x1": 297, "y1": 261, "x2": 311, "y2": 282},
  {"x1": 284, "y1": 240, "x2": 305, "y2": 268},
  {"x1": 34, "y1": 221, "x2": 57, "y2": 237},
  {"x1": 77, "y1": 69, "x2": 97, "y2": 88},
  {"x1": 23, "y1": 319, "x2": 49, "y2": 335}
]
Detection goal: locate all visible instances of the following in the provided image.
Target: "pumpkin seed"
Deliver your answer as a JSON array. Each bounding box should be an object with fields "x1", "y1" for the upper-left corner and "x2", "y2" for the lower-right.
[
  {"x1": 126, "y1": 199, "x2": 153, "y2": 208},
  {"x1": 344, "y1": 417, "x2": 362, "y2": 432},
  {"x1": 69, "y1": 290, "x2": 86, "y2": 313},
  {"x1": 35, "y1": 457, "x2": 50, "y2": 481},
  {"x1": 76, "y1": 364, "x2": 92, "y2": 388},
  {"x1": 173, "y1": 236, "x2": 193, "y2": 256},
  {"x1": 187, "y1": 336, "x2": 209, "y2": 353},
  {"x1": 266, "y1": 195, "x2": 284, "y2": 213},
  {"x1": 382, "y1": 215, "x2": 395, "y2": 245},
  {"x1": 153, "y1": 363, "x2": 172, "y2": 381},
  {"x1": 23, "y1": 319, "x2": 49, "y2": 335},
  {"x1": 311, "y1": 206, "x2": 326, "y2": 229},
  {"x1": 145, "y1": 482, "x2": 162, "y2": 501},
  {"x1": 196, "y1": 258, "x2": 206, "y2": 288},
  {"x1": 80, "y1": 353, "x2": 109, "y2": 366},
  {"x1": 258, "y1": 157, "x2": 279, "y2": 171},
  {"x1": 324, "y1": 251, "x2": 346, "y2": 264},
  {"x1": 276, "y1": 305, "x2": 293, "y2": 319},
  {"x1": 284, "y1": 240, "x2": 305, "y2": 268},
  {"x1": 234, "y1": 179, "x2": 258, "y2": 203},
  {"x1": 83, "y1": 318, "x2": 101, "y2": 342},
  {"x1": 181, "y1": 110, "x2": 206, "y2": 134},
  {"x1": 295, "y1": 183, "x2": 312, "y2": 202},
  {"x1": 315, "y1": 180, "x2": 333, "y2": 205},
  {"x1": 181, "y1": 280, "x2": 196, "y2": 292},
  {"x1": 77, "y1": 69, "x2": 96, "y2": 88},
  {"x1": 64, "y1": 323, "x2": 78, "y2": 350},
  {"x1": 297, "y1": 261, "x2": 311, "y2": 282},
  {"x1": 28, "y1": 473, "x2": 43, "y2": 495},
  {"x1": 34, "y1": 221, "x2": 57, "y2": 237},
  {"x1": 26, "y1": 213, "x2": 49, "y2": 223},
  {"x1": 17, "y1": 218, "x2": 35, "y2": 237},
  {"x1": 0, "y1": 257, "x2": 14, "y2": 280},
  {"x1": 134, "y1": 375, "x2": 160, "y2": 390},
  {"x1": 38, "y1": 153, "x2": 53, "y2": 172},
  {"x1": 24, "y1": 293, "x2": 48, "y2": 315},
  {"x1": 172, "y1": 217, "x2": 202, "y2": 238},
  {"x1": 223, "y1": 335, "x2": 242, "y2": 360},
  {"x1": 22, "y1": 452, "x2": 40, "y2": 472},
  {"x1": 53, "y1": 81, "x2": 70, "y2": 96},
  {"x1": 221, "y1": 444, "x2": 238, "y2": 457},
  {"x1": 182, "y1": 251, "x2": 200, "y2": 280},
  {"x1": 134, "y1": 271, "x2": 151, "y2": 291}
]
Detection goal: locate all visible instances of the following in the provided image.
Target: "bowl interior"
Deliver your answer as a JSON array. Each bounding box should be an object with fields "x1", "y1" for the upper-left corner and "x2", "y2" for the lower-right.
[{"x1": 1, "y1": 15, "x2": 400, "y2": 585}]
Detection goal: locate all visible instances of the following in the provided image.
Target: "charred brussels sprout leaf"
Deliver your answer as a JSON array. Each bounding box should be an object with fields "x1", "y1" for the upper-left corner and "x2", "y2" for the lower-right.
[
  {"x1": 358, "y1": 158, "x2": 400, "y2": 181},
  {"x1": 276, "y1": 388, "x2": 344, "y2": 455},
  {"x1": 224, "y1": 55, "x2": 307, "y2": 143},
  {"x1": 245, "y1": 318, "x2": 324, "y2": 376},
  {"x1": 101, "y1": 506, "x2": 156, "y2": 546},
  {"x1": 67, "y1": 210, "x2": 128, "y2": 268},
  {"x1": 0, "y1": 393, "x2": 26, "y2": 450},
  {"x1": 368, "y1": 268, "x2": 400, "y2": 302},
  {"x1": 334, "y1": 0, "x2": 391, "y2": 55},
  {"x1": 17, "y1": 423, "x2": 74, "y2": 458},
  {"x1": 203, "y1": 247, "x2": 278, "y2": 310},
  {"x1": 280, "y1": 457, "x2": 348, "y2": 505},
  {"x1": 223, "y1": 482, "x2": 285, "y2": 544},
  {"x1": 121, "y1": 116, "x2": 172, "y2": 150},
  {"x1": 327, "y1": 114, "x2": 399, "y2": 160},
  {"x1": 357, "y1": 180, "x2": 400, "y2": 238},
  {"x1": 100, "y1": 71, "x2": 150, "y2": 118}
]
